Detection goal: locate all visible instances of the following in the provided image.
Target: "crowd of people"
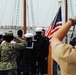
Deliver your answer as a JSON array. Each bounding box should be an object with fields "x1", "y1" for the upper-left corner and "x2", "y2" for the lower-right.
[
  {"x1": 0, "y1": 28, "x2": 49, "y2": 75},
  {"x1": 0, "y1": 15, "x2": 76, "y2": 75}
]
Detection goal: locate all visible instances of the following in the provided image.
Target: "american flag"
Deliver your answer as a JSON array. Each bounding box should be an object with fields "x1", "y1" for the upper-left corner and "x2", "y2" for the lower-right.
[{"x1": 45, "y1": 6, "x2": 62, "y2": 41}]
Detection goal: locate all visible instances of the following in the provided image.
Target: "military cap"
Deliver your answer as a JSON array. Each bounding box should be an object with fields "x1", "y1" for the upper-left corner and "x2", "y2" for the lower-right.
[
  {"x1": 5, "y1": 31, "x2": 13, "y2": 36},
  {"x1": 24, "y1": 33, "x2": 33, "y2": 38},
  {"x1": 35, "y1": 27, "x2": 42, "y2": 32}
]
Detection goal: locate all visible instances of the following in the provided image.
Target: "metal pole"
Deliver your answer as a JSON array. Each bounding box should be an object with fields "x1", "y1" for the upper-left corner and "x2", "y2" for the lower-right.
[
  {"x1": 65, "y1": 0, "x2": 68, "y2": 22},
  {"x1": 65, "y1": 0, "x2": 68, "y2": 43},
  {"x1": 24, "y1": 0, "x2": 26, "y2": 34}
]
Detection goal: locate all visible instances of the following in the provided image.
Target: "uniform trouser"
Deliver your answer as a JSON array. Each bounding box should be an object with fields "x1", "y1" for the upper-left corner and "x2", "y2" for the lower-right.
[
  {"x1": 37, "y1": 57, "x2": 45, "y2": 75},
  {"x1": 0, "y1": 69, "x2": 17, "y2": 75},
  {"x1": 44, "y1": 58, "x2": 48, "y2": 74}
]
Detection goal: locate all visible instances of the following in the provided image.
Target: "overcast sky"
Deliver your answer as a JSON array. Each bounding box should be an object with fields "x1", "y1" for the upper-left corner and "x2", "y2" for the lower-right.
[{"x1": 0, "y1": 0, "x2": 76, "y2": 27}]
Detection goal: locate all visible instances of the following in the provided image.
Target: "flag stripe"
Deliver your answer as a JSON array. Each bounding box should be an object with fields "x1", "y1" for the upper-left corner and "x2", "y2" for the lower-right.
[
  {"x1": 47, "y1": 22, "x2": 62, "y2": 37},
  {"x1": 45, "y1": 6, "x2": 62, "y2": 41},
  {"x1": 48, "y1": 28, "x2": 60, "y2": 41},
  {"x1": 46, "y1": 24, "x2": 53, "y2": 36}
]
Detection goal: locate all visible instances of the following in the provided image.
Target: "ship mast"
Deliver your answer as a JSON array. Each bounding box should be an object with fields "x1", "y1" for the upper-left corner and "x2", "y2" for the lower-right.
[
  {"x1": 65, "y1": 0, "x2": 68, "y2": 43},
  {"x1": 23, "y1": 0, "x2": 26, "y2": 34},
  {"x1": 65, "y1": 0, "x2": 68, "y2": 22}
]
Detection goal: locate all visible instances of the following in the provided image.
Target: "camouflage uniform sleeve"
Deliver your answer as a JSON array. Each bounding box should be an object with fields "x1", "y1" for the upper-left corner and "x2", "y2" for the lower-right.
[
  {"x1": 12, "y1": 39, "x2": 27, "y2": 50},
  {"x1": 0, "y1": 46, "x2": 1, "y2": 61}
]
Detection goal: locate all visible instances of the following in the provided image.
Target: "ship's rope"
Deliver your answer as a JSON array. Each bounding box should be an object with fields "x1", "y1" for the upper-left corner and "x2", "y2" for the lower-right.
[
  {"x1": 42, "y1": 0, "x2": 53, "y2": 27},
  {"x1": 26, "y1": 0, "x2": 30, "y2": 27},
  {"x1": 0, "y1": 0, "x2": 8, "y2": 25},
  {"x1": 30, "y1": 0, "x2": 35, "y2": 26},
  {"x1": 16, "y1": 0, "x2": 21, "y2": 26},
  {"x1": 29, "y1": 0, "x2": 35, "y2": 33},
  {"x1": 42, "y1": 0, "x2": 60, "y2": 27},
  {"x1": 37, "y1": 0, "x2": 39, "y2": 26},
  {"x1": 11, "y1": 0, "x2": 17, "y2": 27},
  {"x1": 69, "y1": 0, "x2": 75, "y2": 43},
  {"x1": 69, "y1": 0, "x2": 74, "y2": 16}
]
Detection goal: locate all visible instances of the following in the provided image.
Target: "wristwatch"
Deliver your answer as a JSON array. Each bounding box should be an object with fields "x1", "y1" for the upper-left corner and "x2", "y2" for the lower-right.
[{"x1": 69, "y1": 18, "x2": 76, "y2": 26}]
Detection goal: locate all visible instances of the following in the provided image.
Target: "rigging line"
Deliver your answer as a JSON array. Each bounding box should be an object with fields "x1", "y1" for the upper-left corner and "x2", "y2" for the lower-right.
[
  {"x1": 11, "y1": 0, "x2": 17, "y2": 26},
  {"x1": 42, "y1": 0, "x2": 55, "y2": 26},
  {"x1": 16, "y1": 0, "x2": 21, "y2": 26},
  {"x1": 69, "y1": 0, "x2": 74, "y2": 42},
  {"x1": 37, "y1": 0, "x2": 39, "y2": 26},
  {"x1": 0, "y1": 0, "x2": 8, "y2": 25},
  {"x1": 27, "y1": 0, "x2": 30, "y2": 27},
  {"x1": 30, "y1": 0, "x2": 35, "y2": 26},
  {"x1": 20, "y1": 1, "x2": 23, "y2": 26},
  {"x1": 69, "y1": 0, "x2": 73, "y2": 16}
]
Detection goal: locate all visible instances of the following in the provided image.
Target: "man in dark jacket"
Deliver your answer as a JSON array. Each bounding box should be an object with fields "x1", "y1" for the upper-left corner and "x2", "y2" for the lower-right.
[
  {"x1": 34, "y1": 27, "x2": 48, "y2": 75},
  {"x1": 22, "y1": 33, "x2": 36, "y2": 75},
  {"x1": 41, "y1": 29, "x2": 49, "y2": 74}
]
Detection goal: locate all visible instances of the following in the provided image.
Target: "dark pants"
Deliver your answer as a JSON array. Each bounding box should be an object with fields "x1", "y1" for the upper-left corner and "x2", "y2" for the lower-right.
[
  {"x1": 0, "y1": 71, "x2": 8, "y2": 75},
  {"x1": 0, "y1": 69, "x2": 17, "y2": 75},
  {"x1": 44, "y1": 58, "x2": 48, "y2": 74},
  {"x1": 17, "y1": 64, "x2": 31, "y2": 75},
  {"x1": 37, "y1": 57, "x2": 45, "y2": 75}
]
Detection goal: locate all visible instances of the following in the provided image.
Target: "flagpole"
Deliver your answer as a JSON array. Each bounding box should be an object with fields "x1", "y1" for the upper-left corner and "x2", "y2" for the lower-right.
[
  {"x1": 53, "y1": 0, "x2": 62, "y2": 30},
  {"x1": 53, "y1": 6, "x2": 61, "y2": 27},
  {"x1": 24, "y1": 0, "x2": 26, "y2": 34},
  {"x1": 64, "y1": 0, "x2": 68, "y2": 43},
  {"x1": 65, "y1": 0, "x2": 68, "y2": 22}
]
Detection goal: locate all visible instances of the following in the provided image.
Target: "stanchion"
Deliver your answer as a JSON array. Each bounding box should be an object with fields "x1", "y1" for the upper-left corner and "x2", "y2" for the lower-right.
[{"x1": 44, "y1": 45, "x2": 52, "y2": 75}]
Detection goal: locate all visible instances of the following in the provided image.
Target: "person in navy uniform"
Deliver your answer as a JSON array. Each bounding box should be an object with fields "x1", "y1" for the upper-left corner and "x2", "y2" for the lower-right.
[
  {"x1": 22, "y1": 33, "x2": 36, "y2": 75},
  {"x1": 34, "y1": 27, "x2": 48, "y2": 75},
  {"x1": 41, "y1": 29, "x2": 49, "y2": 74}
]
